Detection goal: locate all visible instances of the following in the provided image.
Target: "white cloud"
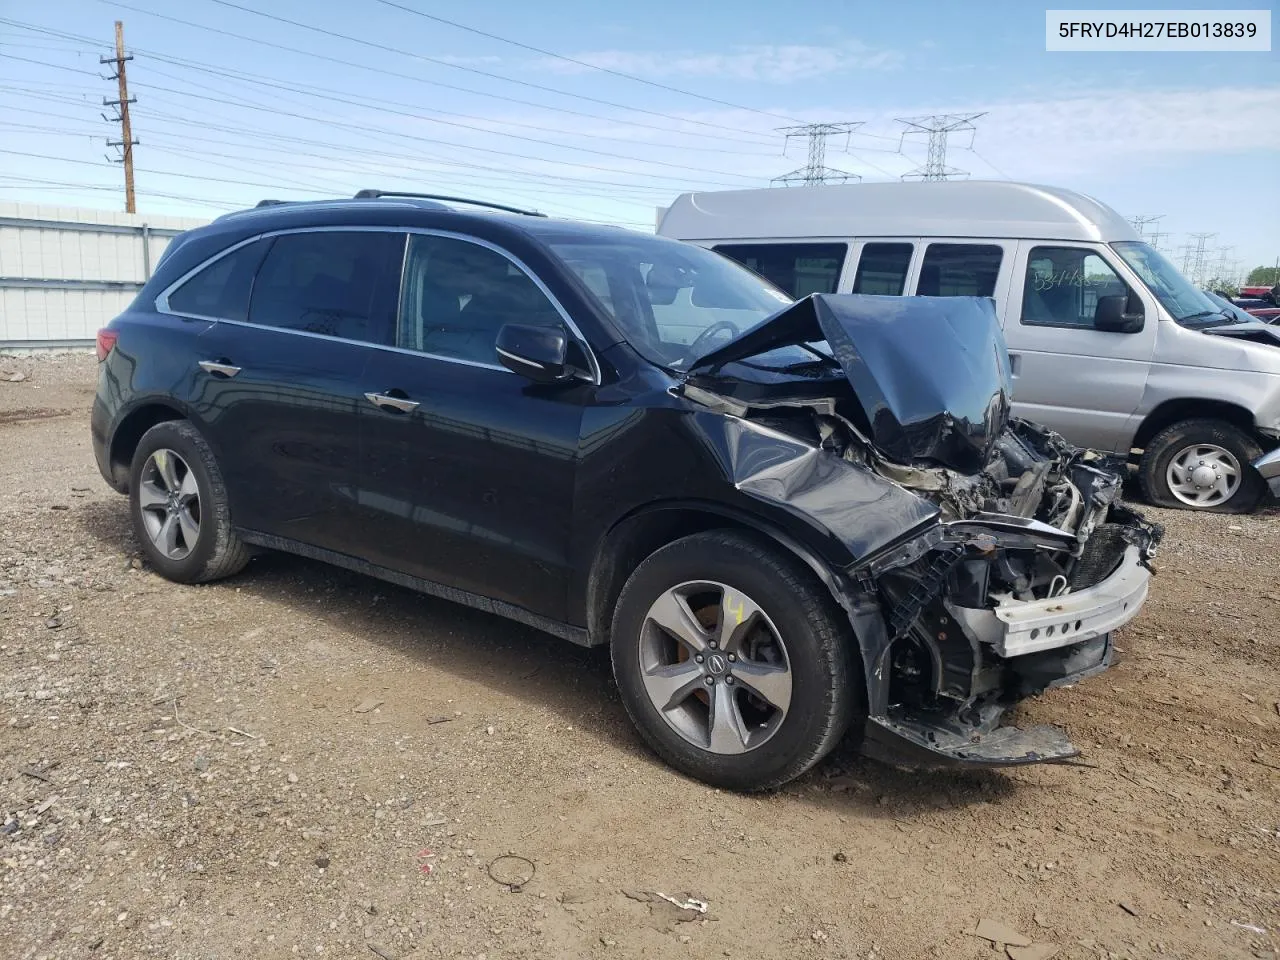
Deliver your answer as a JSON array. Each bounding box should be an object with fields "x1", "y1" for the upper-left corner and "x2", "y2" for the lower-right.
[{"x1": 536, "y1": 41, "x2": 902, "y2": 83}]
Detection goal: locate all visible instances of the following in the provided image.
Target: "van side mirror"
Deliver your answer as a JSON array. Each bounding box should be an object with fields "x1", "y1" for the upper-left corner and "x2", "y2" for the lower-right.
[
  {"x1": 495, "y1": 323, "x2": 571, "y2": 382},
  {"x1": 1095, "y1": 294, "x2": 1144, "y2": 333}
]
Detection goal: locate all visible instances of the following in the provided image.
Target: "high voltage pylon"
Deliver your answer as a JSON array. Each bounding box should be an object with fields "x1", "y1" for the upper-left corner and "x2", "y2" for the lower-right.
[
  {"x1": 771, "y1": 122, "x2": 863, "y2": 186},
  {"x1": 896, "y1": 113, "x2": 985, "y2": 181},
  {"x1": 1146, "y1": 229, "x2": 1171, "y2": 252},
  {"x1": 1128, "y1": 214, "x2": 1164, "y2": 241},
  {"x1": 100, "y1": 20, "x2": 138, "y2": 213},
  {"x1": 1186, "y1": 232, "x2": 1217, "y2": 286}
]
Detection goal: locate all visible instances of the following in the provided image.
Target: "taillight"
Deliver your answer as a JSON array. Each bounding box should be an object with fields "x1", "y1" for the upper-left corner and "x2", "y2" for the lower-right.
[{"x1": 96, "y1": 329, "x2": 119, "y2": 362}]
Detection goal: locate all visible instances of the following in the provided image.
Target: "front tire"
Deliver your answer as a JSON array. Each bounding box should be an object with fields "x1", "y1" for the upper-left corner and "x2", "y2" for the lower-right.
[
  {"x1": 1139, "y1": 418, "x2": 1263, "y2": 513},
  {"x1": 611, "y1": 530, "x2": 862, "y2": 792},
  {"x1": 129, "y1": 420, "x2": 250, "y2": 583}
]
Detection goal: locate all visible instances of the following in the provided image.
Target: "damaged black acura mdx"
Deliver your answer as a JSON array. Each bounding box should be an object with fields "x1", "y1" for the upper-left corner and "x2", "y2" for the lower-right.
[{"x1": 92, "y1": 194, "x2": 1161, "y2": 791}]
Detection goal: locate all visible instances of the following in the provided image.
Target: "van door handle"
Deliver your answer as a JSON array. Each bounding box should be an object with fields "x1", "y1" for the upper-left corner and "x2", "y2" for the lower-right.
[
  {"x1": 1007, "y1": 352, "x2": 1021, "y2": 377},
  {"x1": 198, "y1": 360, "x2": 241, "y2": 378},
  {"x1": 364, "y1": 391, "x2": 420, "y2": 414}
]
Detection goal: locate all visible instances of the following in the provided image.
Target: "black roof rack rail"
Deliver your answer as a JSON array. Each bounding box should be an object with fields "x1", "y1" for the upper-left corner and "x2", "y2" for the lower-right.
[
  {"x1": 254, "y1": 199, "x2": 290, "y2": 208},
  {"x1": 352, "y1": 190, "x2": 546, "y2": 217}
]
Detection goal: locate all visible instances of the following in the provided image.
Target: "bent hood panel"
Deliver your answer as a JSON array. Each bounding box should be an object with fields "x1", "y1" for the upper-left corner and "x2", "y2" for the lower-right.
[{"x1": 691, "y1": 294, "x2": 1013, "y2": 473}]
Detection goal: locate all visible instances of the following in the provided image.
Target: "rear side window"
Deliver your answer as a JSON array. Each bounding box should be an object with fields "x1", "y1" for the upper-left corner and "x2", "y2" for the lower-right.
[
  {"x1": 852, "y1": 242, "x2": 913, "y2": 295},
  {"x1": 916, "y1": 243, "x2": 1003, "y2": 297},
  {"x1": 165, "y1": 239, "x2": 269, "y2": 321},
  {"x1": 713, "y1": 243, "x2": 846, "y2": 298},
  {"x1": 247, "y1": 231, "x2": 405, "y2": 345}
]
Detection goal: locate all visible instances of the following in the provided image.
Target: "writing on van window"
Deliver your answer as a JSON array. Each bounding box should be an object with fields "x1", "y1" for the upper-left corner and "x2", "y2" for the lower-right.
[
  {"x1": 1022, "y1": 247, "x2": 1130, "y2": 329},
  {"x1": 1030, "y1": 266, "x2": 1124, "y2": 292}
]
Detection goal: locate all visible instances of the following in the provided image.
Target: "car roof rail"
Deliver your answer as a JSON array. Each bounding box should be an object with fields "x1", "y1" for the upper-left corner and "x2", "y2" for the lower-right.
[
  {"x1": 352, "y1": 189, "x2": 546, "y2": 217},
  {"x1": 254, "y1": 199, "x2": 290, "y2": 208}
]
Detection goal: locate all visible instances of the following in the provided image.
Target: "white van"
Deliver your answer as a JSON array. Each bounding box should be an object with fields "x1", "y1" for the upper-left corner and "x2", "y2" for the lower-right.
[{"x1": 657, "y1": 180, "x2": 1280, "y2": 512}]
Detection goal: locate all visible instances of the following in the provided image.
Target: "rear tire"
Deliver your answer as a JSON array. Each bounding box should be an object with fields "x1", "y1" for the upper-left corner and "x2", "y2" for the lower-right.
[
  {"x1": 129, "y1": 420, "x2": 250, "y2": 583},
  {"x1": 611, "y1": 530, "x2": 862, "y2": 792},
  {"x1": 1139, "y1": 418, "x2": 1263, "y2": 513}
]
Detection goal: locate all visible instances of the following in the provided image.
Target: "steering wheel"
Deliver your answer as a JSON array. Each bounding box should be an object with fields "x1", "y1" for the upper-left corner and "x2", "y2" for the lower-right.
[{"x1": 686, "y1": 320, "x2": 740, "y2": 361}]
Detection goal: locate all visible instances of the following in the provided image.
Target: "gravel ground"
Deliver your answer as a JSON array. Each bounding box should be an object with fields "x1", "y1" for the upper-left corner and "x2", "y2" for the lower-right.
[{"x1": 1, "y1": 352, "x2": 1278, "y2": 960}]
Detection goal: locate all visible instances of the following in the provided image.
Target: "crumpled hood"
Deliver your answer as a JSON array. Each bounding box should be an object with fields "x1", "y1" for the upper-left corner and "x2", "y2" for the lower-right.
[
  {"x1": 1201, "y1": 319, "x2": 1280, "y2": 346},
  {"x1": 688, "y1": 293, "x2": 1013, "y2": 473}
]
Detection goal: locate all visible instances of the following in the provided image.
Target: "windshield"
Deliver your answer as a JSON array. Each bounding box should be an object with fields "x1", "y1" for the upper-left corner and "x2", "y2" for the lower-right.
[
  {"x1": 548, "y1": 234, "x2": 793, "y2": 368},
  {"x1": 1112, "y1": 241, "x2": 1220, "y2": 324}
]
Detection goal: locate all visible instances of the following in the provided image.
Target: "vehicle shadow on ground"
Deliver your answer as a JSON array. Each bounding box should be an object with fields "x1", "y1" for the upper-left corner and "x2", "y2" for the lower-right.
[{"x1": 77, "y1": 498, "x2": 1023, "y2": 815}]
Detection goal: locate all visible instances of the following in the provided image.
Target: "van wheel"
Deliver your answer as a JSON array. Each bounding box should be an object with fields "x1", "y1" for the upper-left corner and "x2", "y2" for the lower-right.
[
  {"x1": 1139, "y1": 419, "x2": 1263, "y2": 513},
  {"x1": 129, "y1": 420, "x2": 251, "y2": 582},
  {"x1": 610, "y1": 530, "x2": 862, "y2": 792}
]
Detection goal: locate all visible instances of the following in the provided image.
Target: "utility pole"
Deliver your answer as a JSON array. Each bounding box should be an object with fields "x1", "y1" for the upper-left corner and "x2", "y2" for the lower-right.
[
  {"x1": 101, "y1": 20, "x2": 137, "y2": 213},
  {"x1": 896, "y1": 113, "x2": 985, "y2": 181},
  {"x1": 772, "y1": 122, "x2": 863, "y2": 186}
]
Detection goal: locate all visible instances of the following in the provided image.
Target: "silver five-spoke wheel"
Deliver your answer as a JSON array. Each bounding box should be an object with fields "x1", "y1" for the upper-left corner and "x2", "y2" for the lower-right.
[
  {"x1": 638, "y1": 580, "x2": 792, "y2": 755},
  {"x1": 137, "y1": 448, "x2": 201, "y2": 560},
  {"x1": 1166, "y1": 442, "x2": 1241, "y2": 507}
]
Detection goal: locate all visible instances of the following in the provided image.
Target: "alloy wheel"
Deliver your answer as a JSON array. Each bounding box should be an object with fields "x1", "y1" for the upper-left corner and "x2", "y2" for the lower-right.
[
  {"x1": 1166, "y1": 442, "x2": 1241, "y2": 507},
  {"x1": 137, "y1": 448, "x2": 202, "y2": 560},
  {"x1": 637, "y1": 580, "x2": 792, "y2": 755}
]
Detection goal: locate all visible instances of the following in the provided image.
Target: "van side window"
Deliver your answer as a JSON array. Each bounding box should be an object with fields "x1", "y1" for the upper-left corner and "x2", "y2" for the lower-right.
[
  {"x1": 916, "y1": 244, "x2": 1003, "y2": 297},
  {"x1": 165, "y1": 239, "x2": 270, "y2": 321},
  {"x1": 713, "y1": 243, "x2": 846, "y2": 298},
  {"x1": 852, "y1": 243, "x2": 913, "y2": 295},
  {"x1": 1021, "y1": 247, "x2": 1131, "y2": 329},
  {"x1": 248, "y1": 231, "x2": 405, "y2": 345}
]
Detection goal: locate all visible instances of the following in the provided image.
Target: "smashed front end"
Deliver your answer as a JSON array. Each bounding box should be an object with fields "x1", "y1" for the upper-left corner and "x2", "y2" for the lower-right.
[{"x1": 685, "y1": 294, "x2": 1162, "y2": 766}]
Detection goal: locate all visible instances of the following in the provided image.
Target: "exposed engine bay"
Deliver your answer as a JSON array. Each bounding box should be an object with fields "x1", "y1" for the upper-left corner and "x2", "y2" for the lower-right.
[{"x1": 681, "y1": 292, "x2": 1163, "y2": 766}]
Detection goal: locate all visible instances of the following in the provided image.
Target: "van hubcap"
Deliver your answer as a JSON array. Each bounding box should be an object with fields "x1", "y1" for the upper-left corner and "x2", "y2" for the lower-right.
[
  {"x1": 138, "y1": 449, "x2": 201, "y2": 560},
  {"x1": 637, "y1": 581, "x2": 792, "y2": 755},
  {"x1": 1166, "y1": 443, "x2": 1240, "y2": 507}
]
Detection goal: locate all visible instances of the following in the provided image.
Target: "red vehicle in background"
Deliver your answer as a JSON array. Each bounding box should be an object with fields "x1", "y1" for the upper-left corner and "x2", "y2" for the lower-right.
[{"x1": 1232, "y1": 284, "x2": 1280, "y2": 323}]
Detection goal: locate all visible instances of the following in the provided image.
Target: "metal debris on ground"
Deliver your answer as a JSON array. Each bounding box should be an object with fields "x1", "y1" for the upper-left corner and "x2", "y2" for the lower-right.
[
  {"x1": 487, "y1": 853, "x2": 536, "y2": 892},
  {"x1": 654, "y1": 893, "x2": 708, "y2": 913},
  {"x1": 1230, "y1": 920, "x2": 1266, "y2": 934},
  {"x1": 1118, "y1": 901, "x2": 1139, "y2": 916}
]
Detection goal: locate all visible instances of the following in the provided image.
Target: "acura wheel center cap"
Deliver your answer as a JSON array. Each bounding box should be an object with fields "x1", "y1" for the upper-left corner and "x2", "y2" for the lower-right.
[{"x1": 705, "y1": 653, "x2": 728, "y2": 675}]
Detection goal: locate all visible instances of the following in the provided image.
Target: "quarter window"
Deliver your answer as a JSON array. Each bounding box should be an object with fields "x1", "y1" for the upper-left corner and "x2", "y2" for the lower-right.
[
  {"x1": 1021, "y1": 247, "x2": 1131, "y2": 328},
  {"x1": 713, "y1": 243, "x2": 846, "y2": 298},
  {"x1": 247, "y1": 231, "x2": 405, "y2": 345},
  {"x1": 166, "y1": 238, "x2": 270, "y2": 321},
  {"x1": 852, "y1": 242, "x2": 913, "y2": 295},
  {"x1": 398, "y1": 234, "x2": 564, "y2": 366},
  {"x1": 916, "y1": 243, "x2": 1003, "y2": 297}
]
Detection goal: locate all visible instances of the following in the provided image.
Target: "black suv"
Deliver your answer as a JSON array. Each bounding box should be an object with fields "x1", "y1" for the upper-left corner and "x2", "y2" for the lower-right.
[{"x1": 93, "y1": 192, "x2": 1160, "y2": 791}]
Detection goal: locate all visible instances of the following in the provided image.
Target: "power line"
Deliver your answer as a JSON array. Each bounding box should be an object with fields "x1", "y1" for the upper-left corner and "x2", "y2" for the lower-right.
[
  {"x1": 98, "y1": 2, "x2": 780, "y2": 144},
  {"x1": 772, "y1": 123, "x2": 863, "y2": 186},
  {"x1": 2, "y1": 15, "x2": 776, "y2": 147},
  {"x1": 368, "y1": 0, "x2": 801, "y2": 124},
  {"x1": 897, "y1": 113, "x2": 985, "y2": 181}
]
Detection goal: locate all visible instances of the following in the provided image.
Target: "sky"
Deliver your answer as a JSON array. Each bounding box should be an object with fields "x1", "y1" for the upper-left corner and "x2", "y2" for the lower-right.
[{"x1": 1, "y1": 0, "x2": 1277, "y2": 275}]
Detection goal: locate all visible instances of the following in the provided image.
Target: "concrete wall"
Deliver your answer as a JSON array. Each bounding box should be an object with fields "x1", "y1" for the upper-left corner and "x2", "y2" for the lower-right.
[{"x1": 0, "y1": 203, "x2": 210, "y2": 348}]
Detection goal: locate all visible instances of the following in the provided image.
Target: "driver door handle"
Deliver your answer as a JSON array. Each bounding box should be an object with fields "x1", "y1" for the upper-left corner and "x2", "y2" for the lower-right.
[
  {"x1": 198, "y1": 360, "x2": 241, "y2": 378},
  {"x1": 365, "y1": 391, "x2": 420, "y2": 413}
]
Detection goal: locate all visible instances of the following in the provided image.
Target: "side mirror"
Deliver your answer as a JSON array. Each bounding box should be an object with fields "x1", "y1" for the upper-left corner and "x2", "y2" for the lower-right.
[
  {"x1": 495, "y1": 323, "x2": 570, "y2": 382},
  {"x1": 1095, "y1": 294, "x2": 1144, "y2": 333}
]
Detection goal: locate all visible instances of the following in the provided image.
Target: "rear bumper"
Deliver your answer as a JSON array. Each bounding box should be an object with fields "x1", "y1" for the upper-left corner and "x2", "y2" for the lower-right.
[{"x1": 946, "y1": 545, "x2": 1149, "y2": 658}]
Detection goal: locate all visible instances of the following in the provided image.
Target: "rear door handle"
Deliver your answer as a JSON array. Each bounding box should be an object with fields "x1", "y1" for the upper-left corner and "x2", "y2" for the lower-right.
[
  {"x1": 364, "y1": 391, "x2": 420, "y2": 414},
  {"x1": 198, "y1": 360, "x2": 241, "y2": 378},
  {"x1": 1007, "y1": 352, "x2": 1021, "y2": 377}
]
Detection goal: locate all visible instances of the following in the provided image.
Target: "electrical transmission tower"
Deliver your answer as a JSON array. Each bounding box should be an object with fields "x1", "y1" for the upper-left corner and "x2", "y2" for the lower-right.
[
  {"x1": 1186, "y1": 232, "x2": 1217, "y2": 286},
  {"x1": 1128, "y1": 214, "x2": 1164, "y2": 241},
  {"x1": 896, "y1": 113, "x2": 985, "y2": 181},
  {"x1": 100, "y1": 20, "x2": 138, "y2": 213},
  {"x1": 772, "y1": 122, "x2": 863, "y2": 186},
  {"x1": 1146, "y1": 229, "x2": 1171, "y2": 252}
]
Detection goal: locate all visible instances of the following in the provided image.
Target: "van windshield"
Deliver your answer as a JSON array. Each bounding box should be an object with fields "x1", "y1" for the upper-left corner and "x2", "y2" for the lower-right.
[
  {"x1": 548, "y1": 235, "x2": 793, "y2": 369},
  {"x1": 1111, "y1": 241, "x2": 1222, "y2": 325}
]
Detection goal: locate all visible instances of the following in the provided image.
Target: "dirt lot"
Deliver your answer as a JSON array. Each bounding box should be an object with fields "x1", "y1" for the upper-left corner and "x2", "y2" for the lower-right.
[{"x1": 1, "y1": 353, "x2": 1277, "y2": 960}]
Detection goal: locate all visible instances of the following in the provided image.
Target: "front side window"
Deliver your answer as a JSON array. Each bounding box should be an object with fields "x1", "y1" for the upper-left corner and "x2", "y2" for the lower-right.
[
  {"x1": 1112, "y1": 240, "x2": 1219, "y2": 324},
  {"x1": 713, "y1": 243, "x2": 846, "y2": 298},
  {"x1": 916, "y1": 243, "x2": 1003, "y2": 297},
  {"x1": 165, "y1": 238, "x2": 269, "y2": 321},
  {"x1": 550, "y1": 234, "x2": 791, "y2": 369},
  {"x1": 852, "y1": 242, "x2": 913, "y2": 295},
  {"x1": 247, "y1": 231, "x2": 405, "y2": 345},
  {"x1": 1021, "y1": 247, "x2": 1131, "y2": 328},
  {"x1": 398, "y1": 234, "x2": 564, "y2": 366}
]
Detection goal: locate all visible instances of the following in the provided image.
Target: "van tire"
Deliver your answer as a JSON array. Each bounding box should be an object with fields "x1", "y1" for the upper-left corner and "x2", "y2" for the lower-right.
[{"x1": 1139, "y1": 418, "x2": 1264, "y2": 513}]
